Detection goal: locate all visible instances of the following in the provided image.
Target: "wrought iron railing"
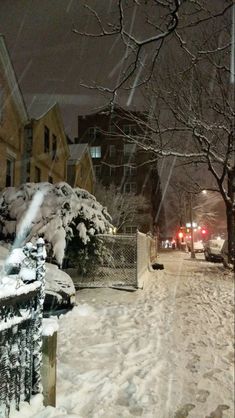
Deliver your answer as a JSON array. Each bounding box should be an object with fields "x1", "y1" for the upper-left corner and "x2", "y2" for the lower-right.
[{"x1": 0, "y1": 239, "x2": 46, "y2": 418}]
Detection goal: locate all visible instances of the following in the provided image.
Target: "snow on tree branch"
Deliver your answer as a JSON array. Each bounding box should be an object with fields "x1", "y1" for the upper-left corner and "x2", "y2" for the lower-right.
[{"x1": 0, "y1": 182, "x2": 112, "y2": 266}]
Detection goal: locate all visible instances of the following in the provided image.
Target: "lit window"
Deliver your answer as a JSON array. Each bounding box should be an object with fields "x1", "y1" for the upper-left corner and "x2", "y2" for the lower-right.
[
  {"x1": 124, "y1": 182, "x2": 137, "y2": 193},
  {"x1": 6, "y1": 158, "x2": 15, "y2": 186},
  {"x1": 90, "y1": 146, "x2": 101, "y2": 158},
  {"x1": 124, "y1": 143, "x2": 136, "y2": 156},
  {"x1": 44, "y1": 126, "x2": 50, "y2": 153}
]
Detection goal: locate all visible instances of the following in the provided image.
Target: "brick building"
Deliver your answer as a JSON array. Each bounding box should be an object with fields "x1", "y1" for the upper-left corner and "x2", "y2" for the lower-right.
[{"x1": 77, "y1": 107, "x2": 164, "y2": 234}]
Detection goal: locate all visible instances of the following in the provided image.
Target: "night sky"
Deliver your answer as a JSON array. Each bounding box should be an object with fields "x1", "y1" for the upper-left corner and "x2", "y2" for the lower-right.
[{"x1": 0, "y1": 0, "x2": 145, "y2": 138}]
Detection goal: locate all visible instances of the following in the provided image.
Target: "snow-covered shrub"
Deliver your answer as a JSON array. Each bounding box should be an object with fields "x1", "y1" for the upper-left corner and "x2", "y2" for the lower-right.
[
  {"x1": 0, "y1": 182, "x2": 112, "y2": 266},
  {"x1": 65, "y1": 234, "x2": 112, "y2": 276}
]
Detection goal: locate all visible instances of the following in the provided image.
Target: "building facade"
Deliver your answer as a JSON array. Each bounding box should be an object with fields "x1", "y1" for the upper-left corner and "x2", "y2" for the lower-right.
[
  {"x1": 0, "y1": 36, "x2": 28, "y2": 190},
  {"x1": 67, "y1": 143, "x2": 95, "y2": 193},
  {"x1": 77, "y1": 107, "x2": 163, "y2": 233},
  {"x1": 23, "y1": 104, "x2": 70, "y2": 184}
]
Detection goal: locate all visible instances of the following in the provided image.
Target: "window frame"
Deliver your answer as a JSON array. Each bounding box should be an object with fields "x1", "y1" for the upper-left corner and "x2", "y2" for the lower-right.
[
  {"x1": 52, "y1": 134, "x2": 57, "y2": 160},
  {"x1": 123, "y1": 124, "x2": 137, "y2": 136},
  {"x1": 109, "y1": 144, "x2": 116, "y2": 157},
  {"x1": 123, "y1": 143, "x2": 136, "y2": 156},
  {"x1": 124, "y1": 182, "x2": 137, "y2": 194},
  {"x1": 35, "y1": 166, "x2": 41, "y2": 182},
  {"x1": 124, "y1": 166, "x2": 137, "y2": 176},
  {"x1": 44, "y1": 126, "x2": 50, "y2": 153},
  {"x1": 90, "y1": 146, "x2": 101, "y2": 159},
  {"x1": 5, "y1": 157, "x2": 15, "y2": 187}
]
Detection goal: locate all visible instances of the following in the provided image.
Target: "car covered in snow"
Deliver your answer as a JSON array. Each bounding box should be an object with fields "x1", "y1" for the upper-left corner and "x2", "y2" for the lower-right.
[
  {"x1": 0, "y1": 244, "x2": 76, "y2": 314},
  {"x1": 204, "y1": 239, "x2": 225, "y2": 262},
  {"x1": 187, "y1": 240, "x2": 204, "y2": 253}
]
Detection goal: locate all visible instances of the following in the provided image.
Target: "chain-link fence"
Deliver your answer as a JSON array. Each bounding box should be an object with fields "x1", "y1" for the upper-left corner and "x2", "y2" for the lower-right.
[
  {"x1": 70, "y1": 232, "x2": 158, "y2": 289},
  {"x1": 71, "y1": 234, "x2": 137, "y2": 288}
]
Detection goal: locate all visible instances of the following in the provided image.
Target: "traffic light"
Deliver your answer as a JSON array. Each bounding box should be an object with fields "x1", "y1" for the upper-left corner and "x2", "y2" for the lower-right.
[{"x1": 201, "y1": 228, "x2": 207, "y2": 235}]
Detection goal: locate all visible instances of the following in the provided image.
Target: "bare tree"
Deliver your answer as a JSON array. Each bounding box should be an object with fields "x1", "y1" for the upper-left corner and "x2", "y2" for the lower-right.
[
  {"x1": 94, "y1": 182, "x2": 150, "y2": 231},
  {"x1": 106, "y1": 4, "x2": 235, "y2": 266}
]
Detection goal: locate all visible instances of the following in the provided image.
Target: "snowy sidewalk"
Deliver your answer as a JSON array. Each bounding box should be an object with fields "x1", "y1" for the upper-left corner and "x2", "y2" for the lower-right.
[{"x1": 12, "y1": 251, "x2": 234, "y2": 418}]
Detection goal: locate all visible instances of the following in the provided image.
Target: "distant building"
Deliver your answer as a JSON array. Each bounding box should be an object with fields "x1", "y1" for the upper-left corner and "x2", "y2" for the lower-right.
[
  {"x1": 77, "y1": 106, "x2": 164, "y2": 234},
  {"x1": 67, "y1": 143, "x2": 95, "y2": 193},
  {"x1": 0, "y1": 35, "x2": 28, "y2": 189}
]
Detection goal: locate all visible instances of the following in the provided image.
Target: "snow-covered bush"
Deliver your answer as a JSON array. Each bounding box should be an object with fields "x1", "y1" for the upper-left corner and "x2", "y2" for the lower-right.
[{"x1": 0, "y1": 182, "x2": 112, "y2": 266}]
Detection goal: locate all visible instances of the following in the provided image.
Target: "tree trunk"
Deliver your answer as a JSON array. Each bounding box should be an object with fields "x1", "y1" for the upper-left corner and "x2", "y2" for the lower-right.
[
  {"x1": 225, "y1": 204, "x2": 235, "y2": 270},
  {"x1": 226, "y1": 168, "x2": 235, "y2": 270}
]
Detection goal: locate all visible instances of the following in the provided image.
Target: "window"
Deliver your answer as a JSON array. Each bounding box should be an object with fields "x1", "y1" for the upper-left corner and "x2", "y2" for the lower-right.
[
  {"x1": 0, "y1": 85, "x2": 4, "y2": 122},
  {"x1": 44, "y1": 126, "x2": 50, "y2": 153},
  {"x1": 124, "y1": 143, "x2": 136, "y2": 156},
  {"x1": 52, "y1": 134, "x2": 57, "y2": 160},
  {"x1": 6, "y1": 158, "x2": 14, "y2": 186},
  {"x1": 124, "y1": 225, "x2": 137, "y2": 234},
  {"x1": 124, "y1": 166, "x2": 137, "y2": 176},
  {"x1": 124, "y1": 182, "x2": 137, "y2": 193},
  {"x1": 123, "y1": 125, "x2": 137, "y2": 136},
  {"x1": 90, "y1": 146, "x2": 101, "y2": 159},
  {"x1": 48, "y1": 175, "x2": 53, "y2": 183},
  {"x1": 88, "y1": 127, "x2": 100, "y2": 140},
  {"x1": 109, "y1": 166, "x2": 116, "y2": 176},
  {"x1": 109, "y1": 145, "x2": 116, "y2": 157},
  {"x1": 35, "y1": 166, "x2": 41, "y2": 182},
  {"x1": 26, "y1": 161, "x2": 31, "y2": 182},
  {"x1": 94, "y1": 165, "x2": 101, "y2": 177}
]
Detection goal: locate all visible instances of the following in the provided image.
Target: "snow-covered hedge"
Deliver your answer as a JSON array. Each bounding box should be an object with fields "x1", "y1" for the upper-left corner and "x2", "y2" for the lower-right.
[{"x1": 0, "y1": 182, "x2": 112, "y2": 266}]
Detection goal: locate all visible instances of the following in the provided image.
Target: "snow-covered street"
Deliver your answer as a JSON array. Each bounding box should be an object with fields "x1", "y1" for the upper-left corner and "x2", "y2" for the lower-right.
[{"x1": 52, "y1": 251, "x2": 234, "y2": 418}]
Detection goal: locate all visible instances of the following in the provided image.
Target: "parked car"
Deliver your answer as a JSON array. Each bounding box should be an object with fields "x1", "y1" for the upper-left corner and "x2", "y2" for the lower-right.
[
  {"x1": 204, "y1": 239, "x2": 225, "y2": 262},
  {"x1": 187, "y1": 241, "x2": 204, "y2": 253},
  {"x1": 0, "y1": 244, "x2": 76, "y2": 313}
]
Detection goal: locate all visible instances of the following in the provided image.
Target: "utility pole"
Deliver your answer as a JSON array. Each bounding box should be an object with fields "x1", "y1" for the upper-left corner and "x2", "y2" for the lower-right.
[{"x1": 189, "y1": 193, "x2": 195, "y2": 259}]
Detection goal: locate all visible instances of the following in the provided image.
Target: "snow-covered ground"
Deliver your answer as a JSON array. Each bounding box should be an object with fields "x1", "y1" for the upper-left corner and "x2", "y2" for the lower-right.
[{"x1": 10, "y1": 251, "x2": 234, "y2": 418}]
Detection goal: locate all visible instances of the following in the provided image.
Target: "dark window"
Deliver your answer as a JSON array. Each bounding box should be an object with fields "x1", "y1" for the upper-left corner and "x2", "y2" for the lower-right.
[
  {"x1": 88, "y1": 127, "x2": 100, "y2": 140},
  {"x1": 109, "y1": 166, "x2": 116, "y2": 176},
  {"x1": 94, "y1": 165, "x2": 101, "y2": 177},
  {"x1": 124, "y1": 166, "x2": 137, "y2": 176},
  {"x1": 124, "y1": 143, "x2": 136, "y2": 156},
  {"x1": 26, "y1": 161, "x2": 31, "y2": 182},
  {"x1": 35, "y1": 166, "x2": 41, "y2": 182},
  {"x1": 52, "y1": 135, "x2": 57, "y2": 160},
  {"x1": 124, "y1": 182, "x2": 137, "y2": 194},
  {"x1": 123, "y1": 125, "x2": 137, "y2": 136},
  {"x1": 44, "y1": 126, "x2": 50, "y2": 153},
  {"x1": 6, "y1": 158, "x2": 14, "y2": 186},
  {"x1": 109, "y1": 145, "x2": 116, "y2": 157},
  {"x1": 124, "y1": 225, "x2": 137, "y2": 234},
  {"x1": 48, "y1": 175, "x2": 53, "y2": 183}
]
